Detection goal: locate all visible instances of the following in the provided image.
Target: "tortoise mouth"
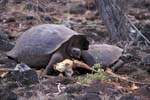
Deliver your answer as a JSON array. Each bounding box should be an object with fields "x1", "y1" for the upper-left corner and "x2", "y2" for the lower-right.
[
  {"x1": 70, "y1": 47, "x2": 81, "y2": 58},
  {"x1": 7, "y1": 55, "x2": 19, "y2": 63},
  {"x1": 6, "y1": 51, "x2": 17, "y2": 61},
  {"x1": 7, "y1": 55, "x2": 16, "y2": 61}
]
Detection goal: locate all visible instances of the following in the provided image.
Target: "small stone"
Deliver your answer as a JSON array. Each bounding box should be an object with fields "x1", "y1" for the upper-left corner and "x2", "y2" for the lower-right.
[
  {"x1": 85, "y1": 10, "x2": 96, "y2": 20},
  {"x1": 25, "y1": 16, "x2": 36, "y2": 20}
]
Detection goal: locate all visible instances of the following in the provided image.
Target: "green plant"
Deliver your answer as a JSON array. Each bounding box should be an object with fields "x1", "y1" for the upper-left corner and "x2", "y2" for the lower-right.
[
  {"x1": 93, "y1": 63, "x2": 102, "y2": 69},
  {"x1": 77, "y1": 72, "x2": 108, "y2": 84}
]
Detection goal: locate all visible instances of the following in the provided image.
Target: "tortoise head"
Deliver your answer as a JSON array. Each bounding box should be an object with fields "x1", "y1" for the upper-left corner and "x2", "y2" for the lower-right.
[
  {"x1": 69, "y1": 48, "x2": 81, "y2": 59},
  {"x1": 72, "y1": 35, "x2": 89, "y2": 49},
  {"x1": 6, "y1": 50, "x2": 19, "y2": 63},
  {"x1": 67, "y1": 35, "x2": 89, "y2": 58}
]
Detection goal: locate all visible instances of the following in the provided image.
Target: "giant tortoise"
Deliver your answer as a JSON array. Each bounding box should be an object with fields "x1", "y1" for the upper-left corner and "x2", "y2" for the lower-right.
[{"x1": 7, "y1": 24, "x2": 89, "y2": 75}]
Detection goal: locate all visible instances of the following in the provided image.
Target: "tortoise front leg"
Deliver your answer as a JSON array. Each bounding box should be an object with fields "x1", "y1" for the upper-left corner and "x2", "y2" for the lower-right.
[
  {"x1": 45, "y1": 52, "x2": 63, "y2": 75},
  {"x1": 111, "y1": 60, "x2": 124, "y2": 72},
  {"x1": 80, "y1": 51, "x2": 96, "y2": 67}
]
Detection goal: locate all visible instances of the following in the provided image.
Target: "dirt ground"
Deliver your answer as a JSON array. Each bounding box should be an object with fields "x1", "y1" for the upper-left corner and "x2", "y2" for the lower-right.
[{"x1": 0, "y1": 0, "x2": 150, "y2": 100}]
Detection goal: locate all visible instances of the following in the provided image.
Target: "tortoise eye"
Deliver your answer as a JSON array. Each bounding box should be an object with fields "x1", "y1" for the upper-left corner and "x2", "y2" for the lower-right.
[{"x1": 72, "y1": 49, "x2": 76, "y2": 53}]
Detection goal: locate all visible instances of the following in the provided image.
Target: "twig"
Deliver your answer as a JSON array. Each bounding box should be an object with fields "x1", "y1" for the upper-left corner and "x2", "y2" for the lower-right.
[
  {"x1": 35, "y1": 69, "x2": 52, "y2": 78},
  {"x1": 114, "y1": 2, "x2": 150, "y2": 44},
  {"x1": 73, "y1": 59, "x2": 98, "y2": 73},
  {"x1": 105, "y1": 69, "x2": 150, "y2": 86},
  {"x1": 125, "y1": 15, "x2": 150, "y2": 44},
  {"x1": 0, "y1": 68, "x2": 14, "y2": 72}
]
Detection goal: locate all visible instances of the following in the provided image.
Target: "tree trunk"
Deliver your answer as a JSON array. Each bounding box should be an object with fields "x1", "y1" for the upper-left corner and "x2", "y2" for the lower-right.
[{"x1": 95, "y1": 0, "x2": 130, "y2": 42}]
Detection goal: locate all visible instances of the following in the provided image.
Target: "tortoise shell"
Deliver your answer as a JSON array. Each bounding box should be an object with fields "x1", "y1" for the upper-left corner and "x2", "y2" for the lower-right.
[{"x1": 88, "y1": 44, "x2": 123, "y2": 66}]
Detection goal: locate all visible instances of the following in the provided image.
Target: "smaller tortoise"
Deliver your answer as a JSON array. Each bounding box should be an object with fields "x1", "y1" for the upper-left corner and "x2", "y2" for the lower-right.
[
  {"x1": 81, "y1": 44, "x2": 125, "y2": 71},
  {"x1": 7, "y1": 24, "x2": 89, "y2": 75}
]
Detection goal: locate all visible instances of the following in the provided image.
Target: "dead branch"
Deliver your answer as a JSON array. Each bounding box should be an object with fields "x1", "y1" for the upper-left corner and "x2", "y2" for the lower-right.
[{"x1": 105, "y1": 69, "x2": 150, "y2": 86}]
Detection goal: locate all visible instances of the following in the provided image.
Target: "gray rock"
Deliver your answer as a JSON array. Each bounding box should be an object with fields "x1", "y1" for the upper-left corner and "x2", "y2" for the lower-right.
[{"x1": 5, "y1": 63, "x2": 39, "y2": 86}]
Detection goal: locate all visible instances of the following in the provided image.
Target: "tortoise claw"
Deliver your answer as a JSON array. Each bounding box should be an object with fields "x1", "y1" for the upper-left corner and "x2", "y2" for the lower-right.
[{"x1": 111, "y1": 60, "x2": 124, "y2": 72}]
